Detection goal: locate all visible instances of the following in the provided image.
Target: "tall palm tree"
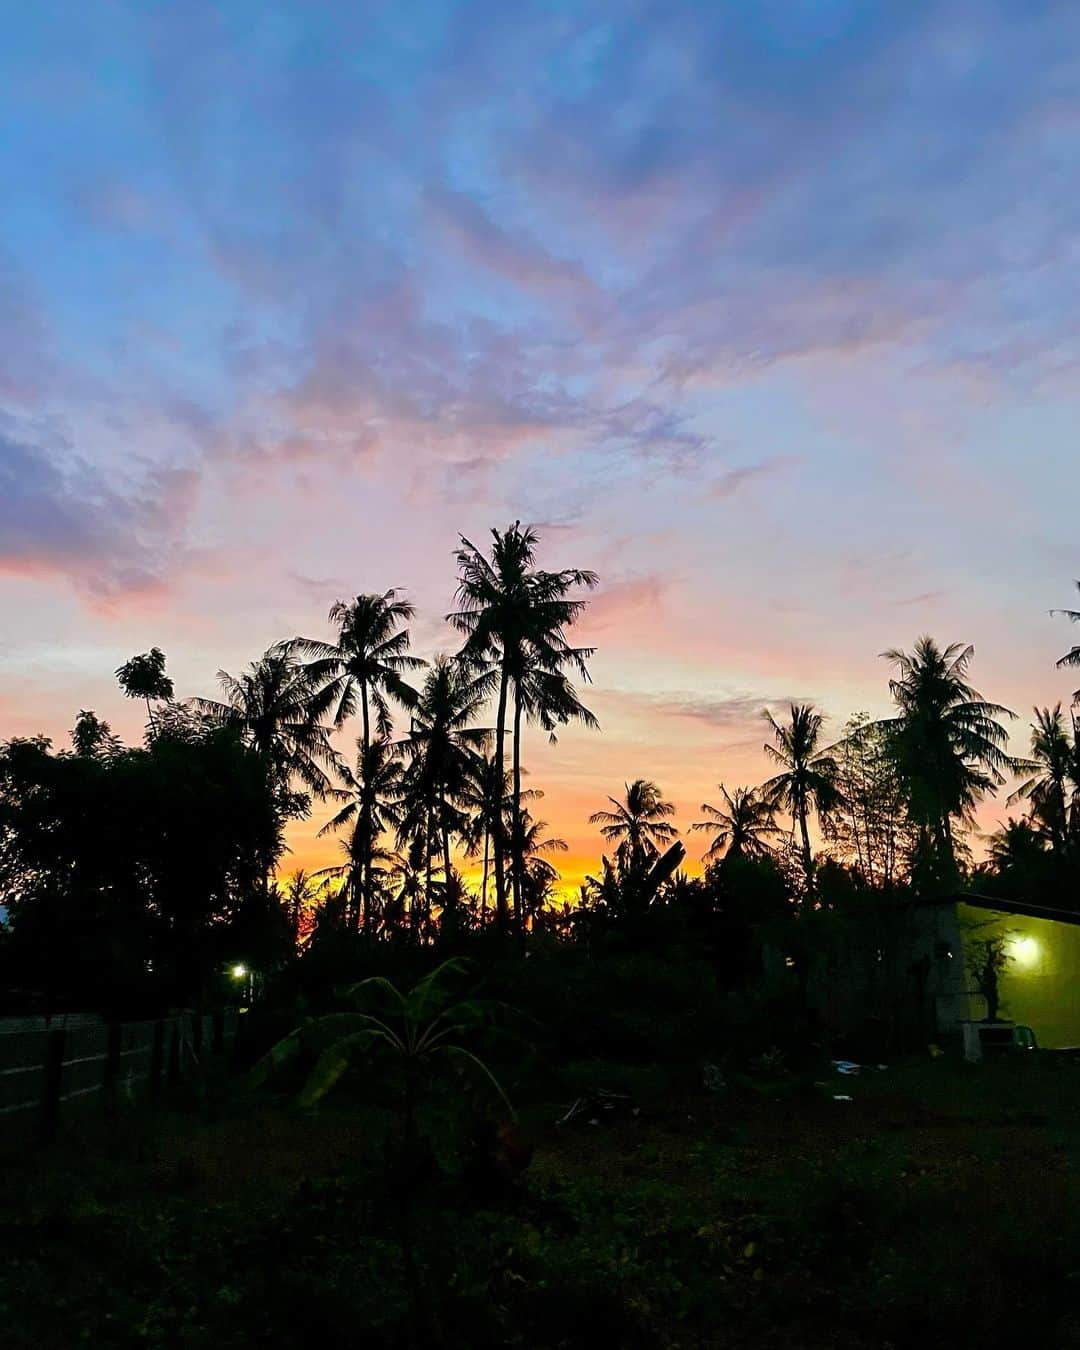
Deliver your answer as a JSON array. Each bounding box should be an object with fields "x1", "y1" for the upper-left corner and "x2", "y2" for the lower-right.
[
  {"x1": 449, "y1": 523, "x2": 597, "y2": 936},
  {"x1": 458, "y1": 754, "x2": 542, "y2": 926},
  {"x1": 398, "y1": 655, "x2": 491, "y2": 913},
  {"x1": 458, "y1": 752, "x2": 505, "y2": 926},
  {"x1": 691, "y1": 784, "x2": 778, "y2": 864},
  {"x1": 1008, "y1": 705, "x2": 1073, "y2": 855},
  {"x1": 589, "y1": 779, "x2": 678, "y2": 874},
  {"x1": 282, "y1": 591, "x2": 424, "y2": 919},
  {"x1": 761, "y1": 704, "x2": 841, "y2": 887},
  {"x1": 508, "y1": 664, "x2": 597, "y2": 933},
  {"x1": 881, "y1": 638, "x2": 1017, "y2": 887},
  {"x1": 192, "y1": 650, "x2": 340, "y2": 805},
  {"x1": 318, "y1": 736, "x2": 405, "y2": 932}
]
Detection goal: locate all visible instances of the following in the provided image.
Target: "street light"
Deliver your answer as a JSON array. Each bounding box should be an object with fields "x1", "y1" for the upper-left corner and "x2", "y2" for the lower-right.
[{"x1": 230, "y1": 962, "x2": 252, "y2": 1004}]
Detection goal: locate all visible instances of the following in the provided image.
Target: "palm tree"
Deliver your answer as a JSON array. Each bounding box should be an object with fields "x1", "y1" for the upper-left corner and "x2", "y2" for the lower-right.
[
  {"x1": 458, "y1": 754, "x2": 543, "y2": 926},
  {"x1": 1008, "y1": 705, "x2": 1074, "y2": 855},
  {"x1": 1053, "y1": 582, "x2": 1080, "y2": 700},
  {"x1": 691, "y1": 785, "x2": 778, "y2": 864},
  {"x1": 281, "y1": 869, "x2": 319, "y2": 943},
  {"x1": 449, "y1": 523, "x2": 597, "y2": 936},
  {"x1": 282, "y1": 591, "x2": 424, "y2": 918},
  {"x1": 384, "y1": 836, "x2": 435, "y2": 939},
  {"x1": 191, "y1": 650, "x2": 340, "y2": 888},
  {"x1": 399, "y1": 656, "x2": 491, "y2": 915},
  {"x1": 192, "y1": 650, "x2": 340, "y2": 804},
  {"x1": 318, "y1": 736, "x2": 405, "y2": 932},
  {"x1": 589, "y1": 779, "x2": 678, "y2": 874},
  {"x1": 761, "y1": 704, "x2": 840, "y2": 887},
  {"x1": 458, "y1": 752, "x2": 504, "y2": 925},
  {"x1": 881, "y1": 638, "x2": 1017, "y2": 888},
  {"x1": 986, "y1": 817, "x2": 1047, "y2": 874},
  {"x1": 508, "y1": 665, "x2": 597, "y2": 932},
  {"x1": 516, "y1": 807, "x2": 568, "y2": 926},
  {"x1": 115, "y1": 647, "x2": 174, "y2": 731},
  {"x1": 583, "y1": 836, "x2": 687, "y2": 918}
]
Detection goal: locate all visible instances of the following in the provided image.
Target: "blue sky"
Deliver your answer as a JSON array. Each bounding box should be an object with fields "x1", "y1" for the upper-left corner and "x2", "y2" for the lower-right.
[{"x1": 2, "y1": 1, "x2": 1077, "y2": 879}]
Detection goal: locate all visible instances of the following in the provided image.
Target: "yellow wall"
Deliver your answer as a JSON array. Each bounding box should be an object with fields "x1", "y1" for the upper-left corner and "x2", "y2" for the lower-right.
[{"x1": 958, "y1": 903, "x2": 1080, "y2": 1048}]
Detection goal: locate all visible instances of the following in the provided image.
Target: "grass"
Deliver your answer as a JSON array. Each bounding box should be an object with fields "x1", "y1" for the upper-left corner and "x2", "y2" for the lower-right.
[{"x1": 4, "y1": 1053, "x2": 1080, "y2": 1347}]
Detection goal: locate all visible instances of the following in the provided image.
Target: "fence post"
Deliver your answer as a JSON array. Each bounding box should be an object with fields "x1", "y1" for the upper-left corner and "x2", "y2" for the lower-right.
[{"x1": 40, "y1": 1027, "x2": 66, "y2": 1144}]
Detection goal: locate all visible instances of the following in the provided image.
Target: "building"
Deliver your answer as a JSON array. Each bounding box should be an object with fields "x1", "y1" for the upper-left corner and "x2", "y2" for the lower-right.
[{"x1": 946, "y1": 894, "x2": 1080, "y2": 1048}]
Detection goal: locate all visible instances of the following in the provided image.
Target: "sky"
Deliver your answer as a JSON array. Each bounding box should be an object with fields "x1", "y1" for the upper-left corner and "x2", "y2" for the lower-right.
[{"x1": 1, "y1": 0, "x2": 1078, "y2": 891}]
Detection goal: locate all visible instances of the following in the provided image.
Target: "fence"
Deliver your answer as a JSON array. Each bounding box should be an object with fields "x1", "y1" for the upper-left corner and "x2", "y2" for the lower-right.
[{"x1": 0, "y1": 1010, "x2": 240, "y2": 1144}]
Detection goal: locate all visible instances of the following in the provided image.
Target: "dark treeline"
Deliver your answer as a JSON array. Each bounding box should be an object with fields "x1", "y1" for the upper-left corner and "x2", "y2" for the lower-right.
[{"x1": 1, "y1": 525, "x2": 1078, "y2": 1014}]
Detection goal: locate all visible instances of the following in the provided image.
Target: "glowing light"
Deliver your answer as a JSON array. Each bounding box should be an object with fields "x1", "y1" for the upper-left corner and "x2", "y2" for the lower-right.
[
  {"x1": 1009, "y1": 936, "x2": 1039, "y2": 969},
  {"x1": 231, "y1": 963, "x2": 248, "y2": 979}
]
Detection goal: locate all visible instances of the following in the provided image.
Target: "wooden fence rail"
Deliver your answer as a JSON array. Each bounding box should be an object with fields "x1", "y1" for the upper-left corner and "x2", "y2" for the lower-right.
[{"x1": 0, "y1": 1011, "x2": 239, "y2": 1143}]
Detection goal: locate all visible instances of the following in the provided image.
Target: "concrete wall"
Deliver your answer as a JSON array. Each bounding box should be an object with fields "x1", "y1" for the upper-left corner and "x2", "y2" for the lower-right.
[{"x1": 957, "y1": 903, "x2": 1080, "y2": 1048}]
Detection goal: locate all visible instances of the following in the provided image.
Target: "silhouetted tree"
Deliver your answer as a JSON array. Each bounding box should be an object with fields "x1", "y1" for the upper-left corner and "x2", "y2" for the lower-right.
[
  {"x1": 318, "y1": 736, "x2": 405, "y2": 932},
  {"x1": 281, "y1": 868, "x2": 320, "y2": 944},
  {"x1": 450, "y1": 524, "x2": 596, "y2": 937},
  {"x1": 825, "y1": 712, "x2": 909, "y2": 890},
  {"x1": 1053, "y1": 582, "x2": 1080, "y2": 701},
  {"x1": 115, "y1": 647, "x2": 174, "y2": 731},
  {"x1": 508, "y1": 664, "x2": 597, "y2": 932},
  {"x1": 283, "y1": 592, "x2": 424, "y2": 922},
  {"x1": 881, "y1": 638, "x2": 1017, "y2": 892},
  {"x1": 459, "y1": 752, "x2": 507, "y2": 925},
  {"x1": 691, "y1": 784, "x2": 778, "y2": 864},
  {"x1": 1008, "y1": 705, "x2": 1074, "y2": 858},
  {"x1": 192, "y1": 651, "x2": 340, "y2": 888},
  {"x1": 761, "y1": 704, "x2": 841, "y2": 890},
  {"x1": 590, "y1": 779, "x2": 678, "y2": 874},
  {"x1": 399, "y1": 655, "x2": 491, "y2": 920},
  {"x1": 70, "y1": 709, "x2": 120, "y2": 759},
  {"x1": 515, "y1": 807, "x2": 567, "y2": 927},
  {"x1": 0, "y1": 722, "x2": 282, "y2": 1009}
]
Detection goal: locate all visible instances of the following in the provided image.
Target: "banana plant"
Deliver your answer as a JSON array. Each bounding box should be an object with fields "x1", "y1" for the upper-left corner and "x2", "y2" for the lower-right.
[{"x1": 248, "y1": 958, "x2": 514, "y2": 1137}]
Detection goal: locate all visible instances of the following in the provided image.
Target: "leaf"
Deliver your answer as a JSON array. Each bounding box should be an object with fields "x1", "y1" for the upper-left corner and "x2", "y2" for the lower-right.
[{"x1": 296, "y1": 1030, "x2": 381, "y2": 1109}]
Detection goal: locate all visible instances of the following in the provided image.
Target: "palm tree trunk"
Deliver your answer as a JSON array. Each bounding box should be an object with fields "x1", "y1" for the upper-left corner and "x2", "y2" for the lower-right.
[
  {"x1": 480, "y1": 826, "x2": 490, "y2": 928},
  {"x1": 360, "y1": 683, "x2": 372, "y2": 935},
  {"x1": 511, "y1": 688, "x2": 524, "y2": 939},
  {"x1": 940, "y1": 810, "x2": 954, "y2": 875},
  {"x1": 798, "y1": 801, "x2": 813, "y2": 892},
  {"x1": 492, "y1": 664, "x2": 510, "y2": 936},
  {"x1": 424, "y1": 800, "x2": 434, "y2": 936},
  {"x1": 441, "y1": 785, "x2": 453, "y2": 912}
]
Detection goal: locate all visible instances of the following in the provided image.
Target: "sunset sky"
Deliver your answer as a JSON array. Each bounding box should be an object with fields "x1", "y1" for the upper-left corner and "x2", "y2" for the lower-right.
[{"x1": 2, "y1": 2, "x2": 1077, "y2": 891}]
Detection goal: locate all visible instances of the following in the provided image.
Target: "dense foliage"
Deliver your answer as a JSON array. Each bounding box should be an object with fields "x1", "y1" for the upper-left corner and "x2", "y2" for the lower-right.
[
  {"x1": 0, "y1": 716, "x2": 288, "y2": 1012},
  {"x1": 1, "y1": 524, "x2": 1078, "y2": 1013}
]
